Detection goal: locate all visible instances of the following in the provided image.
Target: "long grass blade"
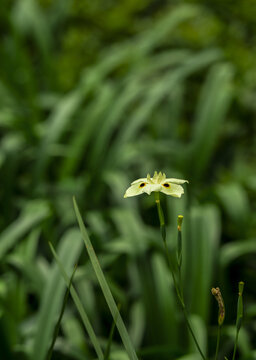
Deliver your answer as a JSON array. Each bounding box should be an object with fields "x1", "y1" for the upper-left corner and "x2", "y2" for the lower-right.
[
  {"x1": 220, "y1": 239, "x2": 256, "y2": 268},
  {"x1": 73, "y1": 197, "x2": 139, "y2": 360},
  {"x1": 49, "y1": 242, "x2": 104, "y2": 360},
  {"x1": 31, "y1": 229, "x2": 82, "y2": 360},
  {"x1": 188, "y1": 63, "x2": 233, "y2": 178},
  {"x1": 46, "y1": 265, "x2": 77, "y2": 360},
  {"x1": 104, "y1": 303, "x2": 121, "y2": 360},
  {"x1": 0, "y1": 200, "x2": 49, "y2": 261}
]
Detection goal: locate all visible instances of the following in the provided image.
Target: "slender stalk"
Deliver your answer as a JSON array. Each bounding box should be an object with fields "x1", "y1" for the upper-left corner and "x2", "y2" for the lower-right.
[
  {"x1": 211, "y1": 287, "x2": 225, "y2": 360},
  {"x1": 214, "y1": 325, "x2": 221, "y2": 360},
  {"x1": 232, "y1": 282, "x2": 244, "y2": 360},
  {"x1": 182, "y1": 306, "x2": 207, "y2": 360},
  {"x1": 154, "y1": 193, "x2": 206, "y2": 360},
  {"x1": 177, "y1": 217, "x2": 184, "y2": 302},
  {"x1": 232, "y1": 332, "x2": 239, "y2": 360},
  {"x1": 177, "y1": 266, "x2": 183, "y2": 302},
  {"x1": 163, "y1": 238, "x2": 183, "y2": 305}
]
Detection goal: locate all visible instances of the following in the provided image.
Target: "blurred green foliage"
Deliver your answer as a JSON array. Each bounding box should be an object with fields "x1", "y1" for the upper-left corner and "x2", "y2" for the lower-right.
[{"x1": 0, "y1": 0, "x2": 256, "y2": 359}]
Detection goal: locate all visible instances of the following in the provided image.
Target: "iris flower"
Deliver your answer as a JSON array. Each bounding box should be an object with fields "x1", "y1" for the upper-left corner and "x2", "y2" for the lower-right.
[{"x1": 124, "y1": 171, "x2": 188, "y2": 198}]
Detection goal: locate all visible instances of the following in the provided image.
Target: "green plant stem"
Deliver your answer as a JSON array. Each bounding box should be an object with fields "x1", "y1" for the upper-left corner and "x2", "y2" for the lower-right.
[
  {"x1": 154, "y1": 192, "x2": 206, "y2": 360},
  {"x1": 214, "y1": 325, "x2": 221, "y2": 360},
  {"x1": 162, "y1": 238, "x2": 183, "y2": 305},
  {"x1": 177, "y1": 229, "x2": 184, "y2": 302},
  {"x1": 177, "y1": 264, "x2": 183, "y2": 302},
  {"x1": 232, "y1": 332, "x2": 239, "y2": 360},
  {"x1": 163, "y1": 237, "x2": 206, "y2": 360},
  {"x1": 73, "y1": 197, "x2": 139, "y2": 360},
  {"x1": 232, "y1": 281, "x2": 244, "y2": 360}
]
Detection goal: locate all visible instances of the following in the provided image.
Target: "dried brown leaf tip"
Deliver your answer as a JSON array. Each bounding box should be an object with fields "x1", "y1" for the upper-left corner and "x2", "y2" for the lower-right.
[{"x1": 211, "y1": 287, "x2": 225, "y2": 326}]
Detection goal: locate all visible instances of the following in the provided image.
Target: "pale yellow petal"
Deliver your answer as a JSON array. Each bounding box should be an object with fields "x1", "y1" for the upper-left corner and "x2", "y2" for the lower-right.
[
  {"x1": 147, "y1": 173, "x2": 154, "y2": 184},
  {"x1": 124, "y1": 183, "x2": 162, "y2": 197},
  {"x1": 153, "y1": 171, "x2": 158, "y2": 182},
  {"x1": 144, "y1": 184, "x2": 162, "y2": 194},
  {"x1": 124, "y1": 173, "x2": 188, "y2": 199},
  {"x1": 124, "y1": 183, "x2": 145, "y2": 198},
  {"x1": 160, "y1": 183, "x2": 185, "y2": 197},
  {"x1": 131, "y1": 178, "x2": 148, "y2": 185},
  {"x1": 165, "y1": 178, "x2": 189, "y2": 185},
  {"x1": 158, "y1": 172, "x2": 166, "y2": 183}
]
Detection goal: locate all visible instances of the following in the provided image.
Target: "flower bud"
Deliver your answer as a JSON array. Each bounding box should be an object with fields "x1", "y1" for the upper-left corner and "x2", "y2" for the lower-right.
[
  {"x1": 177, "y1": 215, "x2": 183, "y2": 231},
  {"x1": 211, "y1": 287, "x2": 225, "y2": 326}
]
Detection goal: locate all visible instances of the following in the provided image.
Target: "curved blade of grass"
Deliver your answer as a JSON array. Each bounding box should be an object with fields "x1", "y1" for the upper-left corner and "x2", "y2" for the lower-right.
[
  {"x1": 188, "y1": 315, "x2": 207, "y2": 356},
  {"x1": 183, "y1": 205, "x2": 221, "y2": 321},
  {"x1": 34, "y1": 88, "x2": 84, "y2": 180},
  {"x1": 220, "y1": 239, "x2": 256, "y2": 268},
  {"x1": 46, "y1": 265, "x2": 77, "y2": 360},
  {"x1": 31, "y1": 229, "x2": 82, "y2": 360},
  {"x1": 49, "y1": 242, "x2": 104, "y2": 360},
  {"x1": 136, "y1": 4, "x2": 199, "y2": 55},
  {"x1": 188, "y1": 63, "x2": 233, "y2": 178},
  {"x1": 0, "y1": 200, "x2": 49, "y2": 261},
  {"x1": 60, "y1": 83, "x2": 115, "y2": 177},
  {"x1": 73, "y1": 197, "x2": 139, "y2": 360},
  {"x1": 216, "y1": 183, "x2": 250, "y2": 224}
]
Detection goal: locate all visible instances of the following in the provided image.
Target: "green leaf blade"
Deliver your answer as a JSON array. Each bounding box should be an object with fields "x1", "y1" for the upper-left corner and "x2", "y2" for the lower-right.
[{"x1": 73, "y1": 197, "x2": 139, "y2": 360}]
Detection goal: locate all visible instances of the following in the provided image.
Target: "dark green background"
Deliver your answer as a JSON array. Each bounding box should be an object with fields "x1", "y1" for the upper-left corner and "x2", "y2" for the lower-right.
[{"x1": 0, "y1": 0, "x2": 255, "y2": 359}]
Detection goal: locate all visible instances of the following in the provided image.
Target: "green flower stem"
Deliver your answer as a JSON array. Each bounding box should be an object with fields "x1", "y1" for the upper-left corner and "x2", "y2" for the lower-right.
[
  {"x1": 177, "y1": 222, "x2": 184, "y2": 302},
  {"x1": 232, "y1": 282, "x2": 244, "y2": 360},
  {"x1": 155, "y1": 192, "x2": 166, "y2": 242},
  {"x1": 211, "y1": 287, "x2": 225, "y2": 360},
  {"x1": 154, "y1": 193, "x2": 206, "y2": 360},
  {"x1": 214, "y1": 325, "x2": 221, "y2": 360},
  {"x1": 162, "y1": 238, "x2": 183, "y2": 305},
  {"x1": 232, "y1": 332, "x2": 239, "y2": 360}
]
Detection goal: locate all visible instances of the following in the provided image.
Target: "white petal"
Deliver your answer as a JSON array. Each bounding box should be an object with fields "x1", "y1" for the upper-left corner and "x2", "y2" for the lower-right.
[
  {"x1": 147, "y1": 174, "x2": 154, "y2": 184},
  {"x1": 131, "y1": 178, "x2": 148, "y2": 185},
  {"x1": 124, "y1": 183, "x2": 162, "y2": 197},
  {"x1": 157, "y1": 172, "x2": 166, "y2": 183},
  {"x1": 153, "y1": 171, "x2": 158, "y2": 182},
  {"x1": 124, "y1": 183, "x2": 145, "y2": 198},
  {"x1": 143, "y1": 184, "x2": 162, "y2": 194},
  {"x1": 124, "y1": 174, "x2": 188, "y2": 198},
  {"x1": 165, "y1": 178, "x2": 189, "y2": 185},
  {"x1": 160, "y1": 183, "x2": 185, "y2": 197}
]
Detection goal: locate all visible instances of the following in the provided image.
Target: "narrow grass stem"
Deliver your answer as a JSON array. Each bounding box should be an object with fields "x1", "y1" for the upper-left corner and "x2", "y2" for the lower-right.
[
  {"x1": 211, "y1": 287, "x2": 225, "y2": 360},
  {"x1": 232, "y1": 332, "x2": 239, "y2": 360},
  {"x1": 177, "y1": 227, "x2": 184, "y2": 302},
  {"x1": 154, "y1": 193, "x2": 206, "y2": 360},
  {"x1": 163, "y1": 238, "x2": 183, "y2": 304},
  {"x1": 163, "y1": 239, "x2": 206, "y2": 360},
  {"x1": 232, "y1": 281, "x2": 244, "y2": 360},
  {"x1": 177, "y1": 265, "x2": 183, "y2": 302},
  {"x1": 182, "y1": 306, "x2": 207, "y2": 360},
  {"x1": 214, "y1": 325, "x2": 221, "y2": 360}
]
